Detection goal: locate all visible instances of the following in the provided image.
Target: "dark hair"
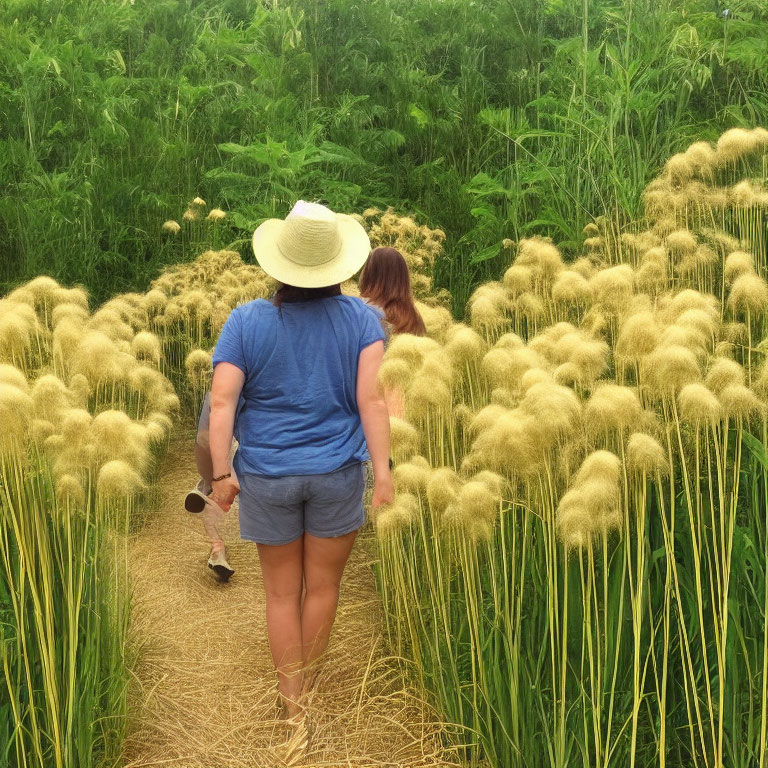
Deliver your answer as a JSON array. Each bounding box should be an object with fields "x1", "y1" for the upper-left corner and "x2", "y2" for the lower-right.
[
  {"x1": 358, "y1": 247, "x2": 426, "y2": 336},
  {"x1": 272, "y1": 283, "x2": 341, "y2": 309}
]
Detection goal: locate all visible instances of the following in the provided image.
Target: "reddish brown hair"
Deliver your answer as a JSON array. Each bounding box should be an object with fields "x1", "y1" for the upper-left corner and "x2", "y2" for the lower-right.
[{"x1": 358, "y1": 247, "x2": 426, "y2": 336}]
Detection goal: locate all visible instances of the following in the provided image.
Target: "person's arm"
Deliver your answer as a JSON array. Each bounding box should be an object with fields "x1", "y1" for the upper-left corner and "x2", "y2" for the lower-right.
[
  {"x1": 209, "y1": 361, "x2": 245, "y2": 512},
  {"x1": 357, "y1": 340, "x2": 394, "y2": 509}
]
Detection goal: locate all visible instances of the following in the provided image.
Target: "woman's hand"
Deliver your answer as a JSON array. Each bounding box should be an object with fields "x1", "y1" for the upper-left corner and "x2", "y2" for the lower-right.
[
  {"x1": 211, "y1": 477, "x2": 239, "y2": 512},
  {"x1": 371, "y1": 472, "x2": 395, "y2": 510}
]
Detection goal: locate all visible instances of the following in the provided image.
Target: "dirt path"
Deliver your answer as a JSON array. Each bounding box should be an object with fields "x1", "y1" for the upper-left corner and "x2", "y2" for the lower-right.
[{"x1": 122, "y1": 438, "x2": 458, "y2": 767}]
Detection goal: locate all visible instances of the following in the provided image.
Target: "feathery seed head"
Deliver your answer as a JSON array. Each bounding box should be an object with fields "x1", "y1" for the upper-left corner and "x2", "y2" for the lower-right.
[
  {"x1": 728, "y1": 273, "x2": 768, "y2": 315},
  {"x1": 716, "y1": 127, "x2": 760, "y2": 163},
  {"x1": 416, "y1": 302, "x2": 453, "y2": 342},
  {"x1": 445, "y1": 324, "x2": 487, "y2": 365},
  {"x1": 552, "y1": 270, "x2": 593, "y2": 305},
  {"x1": 162, "y1": 220, "x2": 181, "y2": 234},
  {"x1": 575, "y1": 450, "x2": 621, "y2": 487},
  {"x1": 206, "y1": 208, "x2": 226, "y2": 221},
  {"x1": 97, "y1": 460, "x2": 145, "y2": 500},
  {"x1": 615, "y1": 311, "x2": 661, "y2": 359},
  {"x1": 724, "y1": 251, "x2": 755, "y2": 283},
  {"x1": 56, "y1": 474, "x2": 85, "y2": 505},
  {"x1": 31, "y1": 375, "x2": 72, "y2": 421},
  {"x1": 502, "y1": 265, "x2": 532, "y2": 297},
  {"x1": 516, "y1": 237, "x2": 563, "y2": 280},
  {"x1": 131, "y1": 332, "x2": 162, "y2": 364},
  {"x1": 571, "y1": 258, "x2": 597, "y2": 279},
  {"x1": 515, "y1": 292, "x2": 546, "y2": 321},
  {"x1": 68, "y1": 374, "x2": 90, "y2": 406},
  {"x1": 520, "y1": 367, "x2": 553, "y2": 391},
  {"x1": 0, "y1": 384, "x2": 33, "y2": 448},
  {"x1": 407, "y1": 374, "x2": 452, "y2": 413},
  {"x1": 185, "y1": 349, "x2": 212, "y2": 380},
  {"x1": 493, "y1": 332, "x2": 524, "y2": 351},
  {"x1": 0, "y1": 364, "x2": 28, "y2": 391},
  {"x1": 519, "y1": 382, "x2": 582, "y2": 444},
  {"x1": 426, "y1": 467, "x2": 462, "y2": 514},
  {"x1": 142, "y1": 289, "x2": 168, "y2": 313},
  {"x1": 678, "y1": 383, "x2": 721, "y2": 423},
  {"x1": 378, "y1": 357, "x2": 414, "y2": 391},
  {"x1": 52, "y1": 302, "x2": 88, "y2": 326},
  {"x1": 705, "y1": 357, "x2": 745, "y2": 394},
  {"x1": 626, "y1": 433, "x2": 668, "y2": 476},
  {"x1": 389, "y1": 417, "x2": 419, "y2": 462},
  {"x1": 481, "y1": 346, "x2": 545, "y2": 388},
  {"x1": 387, "y1": 334, "x2": 440, "y2": 367},
  {"x1": 393, "y1": 459, "x2": 431, "y2": 494},
  {"x1": 685, "y1": 141, "x2": 715, "y2": 170},
  {"x1": 719, "y1": 384, "x2": 763, "y2": 420},
  {"x1": 556, "y1": 490, "x2": 592, "y2": 550},
  {"x1": 665, "y1": 153, "x2": 693, "y2": 184},
  {"x1": 585, "y1": 384, "x2": 642, "y2": 433},
  {"x1": 642, "y1": 345, "x2": 701, "y2": 394},
  {"x1": 666, "y1": 230, "x2": 697, "y2": 259},
  {"x1": 192, "y1": 197, "x2": 206, "y2": 207}
]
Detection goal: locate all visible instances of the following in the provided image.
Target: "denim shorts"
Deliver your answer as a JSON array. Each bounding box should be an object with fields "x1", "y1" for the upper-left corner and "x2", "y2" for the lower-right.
[{"x1": 238, "y1": 462, "x2": 366, "y2": 545}]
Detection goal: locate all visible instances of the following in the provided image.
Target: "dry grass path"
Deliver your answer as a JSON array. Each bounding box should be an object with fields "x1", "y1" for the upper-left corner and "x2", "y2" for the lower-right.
[{"x1": 122, "y1": 437, "x2": 459, "y2": 767}]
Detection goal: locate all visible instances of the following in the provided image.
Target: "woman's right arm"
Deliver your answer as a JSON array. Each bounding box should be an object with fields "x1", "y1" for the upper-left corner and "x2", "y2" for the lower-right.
[{"x1": 357, "y1": 340, "x2": 394, "y2": 509}]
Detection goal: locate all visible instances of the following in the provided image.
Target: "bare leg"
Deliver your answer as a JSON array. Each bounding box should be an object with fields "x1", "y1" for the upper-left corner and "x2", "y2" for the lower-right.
[
  {"x1": 195, "y1": 438, "x2": 214, "y2": 486},
  {"x1": 301, "y1": 530, "x2": 357, "y2": 691},
  {"x1": 256, "y1": 537, "x2": 305, "y2": 717},
  {"x1": 384, "y1": 385, "x2": 405, "y2": 419}
]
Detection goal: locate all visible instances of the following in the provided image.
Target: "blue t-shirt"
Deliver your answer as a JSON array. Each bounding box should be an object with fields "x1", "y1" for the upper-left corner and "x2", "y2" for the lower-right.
[{"x1": 211, "y1": 295, "x2": 386, "y2": 477}]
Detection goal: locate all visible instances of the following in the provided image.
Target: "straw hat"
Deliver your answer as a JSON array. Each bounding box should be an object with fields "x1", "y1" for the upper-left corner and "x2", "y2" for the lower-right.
[{"x1": 252, "y1": 200, "x2": 371, "y2": 288}]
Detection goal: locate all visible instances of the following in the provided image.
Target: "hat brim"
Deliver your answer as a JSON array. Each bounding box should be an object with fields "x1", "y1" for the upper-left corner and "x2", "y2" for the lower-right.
[{"x1": 252, "y1": 214, "x2": 371, "y2": 288}]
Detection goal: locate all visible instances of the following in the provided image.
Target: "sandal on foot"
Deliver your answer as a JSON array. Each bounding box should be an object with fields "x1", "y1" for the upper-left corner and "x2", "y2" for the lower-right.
[
  {"x1": 184, "y1": 478, "x2": 213, "y2": 514},
  {"x1": 208, "y1": 546, "x2": 234, "y2": 581}
]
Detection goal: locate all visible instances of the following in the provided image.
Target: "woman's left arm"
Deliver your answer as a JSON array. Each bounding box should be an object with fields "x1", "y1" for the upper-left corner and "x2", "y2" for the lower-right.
[{"x1": 209, "y1": 361, "x2": 245, "y2": 511}]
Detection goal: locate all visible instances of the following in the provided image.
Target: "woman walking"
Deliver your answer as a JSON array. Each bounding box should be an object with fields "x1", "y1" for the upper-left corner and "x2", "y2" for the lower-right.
[
  {"x1": 186, "y1": 244, "x2": 424, "y2": 576},
  {"x1": 206, "y1": 201, "x2": 393, "y2": 735}
]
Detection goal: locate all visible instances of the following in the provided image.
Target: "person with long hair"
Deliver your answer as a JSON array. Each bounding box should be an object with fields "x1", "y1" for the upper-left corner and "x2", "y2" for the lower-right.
[
  {"x1": 358, "y1": 246, "x2": 426, "y2": 337},
  {"x1": 359, "y1": 246, "x2": 425, "y2": 417},
  {"x1": 202, "y1": 201, "x2": 393, "y2": 749}
]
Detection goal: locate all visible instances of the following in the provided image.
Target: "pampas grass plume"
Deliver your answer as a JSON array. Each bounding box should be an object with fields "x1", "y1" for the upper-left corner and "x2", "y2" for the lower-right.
[
  {"x1": 426, "y1": 467, "x2": 462, "y2": 514},
  {"x1": 56, "y1": 473, "x2": 85, "y2": 505},
  {"x1": 393, "y1": 459, "x2": 431, "y2": 494},
  {"x1": 678, "y1": 383, "x2": 721, "y2": 423},
  {"x1": 615, "y1": 311, "x2": 661, "y2": 358},
  {"x1": 31, "y1": 374, "x2": 72, "y2": 421},
  {"x1": 626, "y1": 433, "x2": 668, "y2": 476},
  {"x1": 378, "y1": 357, "x2": 413, "y2": 391},
  {"x1": 552, "y1": 270, "x2": 593, "y2": 305},
  {"x1": 728, "y1": 273, "x2": 768, "y2": 315},
  {"x1": 0, "y1": 363, "x2": 28, "y2": 391},
  {"x1": 390, "y1": 417, "x2": 419, "y2": 462},
  {"x1": 642, "y1": 345, "x2": 701, "y2": 393},
  {"x1": 185, "y1": 348, "x2": 212, "y2": 379},
  {"x1": 585, "y1": 384, "x2": 642, "y2": 432},
  {"x1": 0, "y1": 384, "x2": 33, "y2": 447},
  {"x1": 97, "y1": 460, "x2": 145, "y2": 500},
  {"x1": 502, "y1": 265, "x2": 532, "y2": 297},
  {"x1": 724, "y1": 251, "x2": 755, "y2": 283},
  {"x1": 705, "y1": 357, "x2": 744, "y2": 394},
  {"x1": 131, "y1": 331, "x2": 162, "y2": 364},
  {"x1": 162, "y1": 220, "x2": 181, "y2": 234},
  {"x1": 718, "y1": 384, "x2": 763, "y2": 420}
]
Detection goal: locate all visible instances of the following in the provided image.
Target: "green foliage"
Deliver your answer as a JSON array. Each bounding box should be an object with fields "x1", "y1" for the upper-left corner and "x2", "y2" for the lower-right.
[
  {"x1": 1, "y1": 0, "x2": 768, "y2": 308},
  {"x1": 0, "y1": 0, "x2": 768, "y2": 308}
]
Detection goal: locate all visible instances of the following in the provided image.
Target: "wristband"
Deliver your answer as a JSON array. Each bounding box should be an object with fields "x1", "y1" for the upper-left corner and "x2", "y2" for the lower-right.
[{"x1": 212, "y1": 472, "x2": 232, "y2": 482}]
